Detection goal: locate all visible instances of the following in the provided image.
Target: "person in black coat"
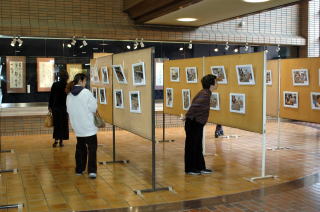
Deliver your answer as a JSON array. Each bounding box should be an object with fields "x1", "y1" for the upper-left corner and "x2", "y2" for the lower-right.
[{"x1": 48, "y1": 70, "x2": 69, "y2": 147}]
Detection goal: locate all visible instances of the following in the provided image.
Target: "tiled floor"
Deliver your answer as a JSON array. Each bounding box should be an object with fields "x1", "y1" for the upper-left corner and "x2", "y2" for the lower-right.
[{"x1": 0, "y1": 120, "x2": 320, "y2": 211}]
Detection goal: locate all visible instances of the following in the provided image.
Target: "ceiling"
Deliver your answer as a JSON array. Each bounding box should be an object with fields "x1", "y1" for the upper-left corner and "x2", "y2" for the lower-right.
[{"x1": 145, "y1": 0, "x2": 300, "y2": 27}]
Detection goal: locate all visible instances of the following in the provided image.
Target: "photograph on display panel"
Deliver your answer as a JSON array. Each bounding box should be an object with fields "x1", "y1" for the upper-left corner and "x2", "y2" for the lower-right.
[
  {"x1": 129, "y1": 91, "x2": 141, "y2": 113},
  {"x1": 114, "y1": 89, "x2": 124, "y2": 108},
  {"x1": 211, "y1": 66, "x2": 227, "y2": 84},
  {"x1": 132, "y1": 62, "x2": 146, "y2": 86},
  {"x1": 230, "y1": 93, "x2": 246, "y2": 114},
  {"x1": 311, "y1": 92, "x2": 320, "y2": 110},
  {"x1": 236, "y1": 65, "x2": 255, "y2": 85},
  {"x1": 170, "y1": 67, "x2": 180, "y2": 82},
  {"x1": 99, "y1": 88, "x2": 107, "y2": 104},
  {"x1": 185, "y1": 67, "x2": 197, "y2": 83},
  {"x1": 318, "y1": 69, "x2": 320, "y2": 86},
  {"x1": 92, "y1": 66, "x2": 100, "y2": 83},
  {"x1": 166, "y1": 88, "x2": 173, "y2": 108},
  {"x1": 266, "y1": 70, "x2": 272, "y2": 85},
  {"x1": 292, "y1": 69, "x2": 309, "y2": 86},
  {"x1": 283, "y1": 91, "x2": 298, "y2": 108},
  {"x1": 101, "y1": 66, "x2": 109, "y2": 84},
  {"x1": 210, "y1": 92, "x2": 220, "y2": 110},
  {"x1": 37, "y1": 58, "x2": 55, "y2": 92},
  {"x1": 91, "y1": 87, "x2": 98, "y2": 101},
  {"x1": 182, "y1": 89, "x2": 191, "y2": 110},
  {"x1": 112, "y1": 65, "x2": 127, "y2": 84}
]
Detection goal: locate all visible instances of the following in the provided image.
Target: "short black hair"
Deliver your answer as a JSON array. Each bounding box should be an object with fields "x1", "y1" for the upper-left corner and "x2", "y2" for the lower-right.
[{"x1": 201, "y1": 74, "x2": 216, "y2": 89}]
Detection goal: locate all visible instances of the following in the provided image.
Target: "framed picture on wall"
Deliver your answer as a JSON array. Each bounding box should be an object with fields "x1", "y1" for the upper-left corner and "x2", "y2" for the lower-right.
[
  {"x1": 182, "y1": 89, "x2": 191, "y2": 110},
  {"x1": 266, "y1": 70, "x2": 272, "y2": 85},
  {"x1": 6, "y1": 56, "x2": 26, "y2": 93},
  {"x1": 132, "y1": 62, "x2": 146, "y2": 86},
  {"x1": 99, "y1": 88, "x2": 107, "y2": 104},
  {"x1": 67, "y1": 64, "x2": 83, "y2": 82},
  {"x1": 210, "y1": 92, "x2": 220, "y2": 110},
  {"x1": 166, "y1": 88, "x2": 173, "y2": 108},
  {"x1": 114, "y1": 89, "x2": 124, "y2": 108},
  {"x1": 129, "y1": 91, "x2": 141, "y2": 113},
  {"x1": 37, "y1": 58, "x2": 55, "y2": 92},
  {"x1": 292, "y1": 69, "x2": 309, "y2": 86},
  {"x1": 91, "y1": 87, "x2": 98, "y2": 101},
  {"x1": 230, "y1": 93, "x2": 246, "y2": 114},
  {"x1": 185, "y1": 67, "x2": 197, "y2": 83},
  {"x1": 101, "y1": 66, "x2": 109, "y2": 84},
  {"x1": 211, "y1": 66, "x2": 227, "y2": 84},
  {"x1": 170, "y1": 67, "x2": 180, "y2": 82},
  {"x1": 112, "y1": 65, "x2": 127, "y2": 84},
  {"x1": 236, "y1": 65, "x2": 255, "y2": 85},
  {"x1": 311, "y1": 92, "x2": 320, "y2": 110},
  {"x1": 283, "y1": 91, "x2": 298, "y2": 108}
]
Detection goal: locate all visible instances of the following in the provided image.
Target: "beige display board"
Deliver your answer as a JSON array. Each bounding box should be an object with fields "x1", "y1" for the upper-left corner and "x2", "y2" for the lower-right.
[
  {"x1": 204, "y1": 52, "x2": 265, "y2": 134},
  {"x1": 266, "y1": 60, "x2": 280, "y2": 117},
  {"x1": 67, "y1": 64, "x2": 83, "y2": 82},
  {"x1": 6, "y1": 56, "x2": 26, "y2": 93},
  {"x1": 37, "y1": 57, "x2": 55, "y2": 92},
  {"x1": 163, "y1": 58, "x2": 204, "y2": 116},
  {"x1": 90, "y1": 55, "x2": 113, "y2": 124},
  {"x1": 113, "y1": 48, "x2": 153, "y2": 140},
  {"x1": 280, "y1": 58, "x2": 320, "y2": 124}
]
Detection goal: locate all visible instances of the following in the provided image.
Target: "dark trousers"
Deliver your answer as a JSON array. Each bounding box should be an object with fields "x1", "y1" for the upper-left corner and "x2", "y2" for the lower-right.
[
  {"x1": 184, "y1": 118, "x2": 206, "y2": 172},
  {"x1": 75, "y1": 134, "x2": 97, "y2": 174}
]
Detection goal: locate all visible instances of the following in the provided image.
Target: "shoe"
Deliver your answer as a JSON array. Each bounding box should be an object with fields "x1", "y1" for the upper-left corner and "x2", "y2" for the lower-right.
[
  {"x1": 186, "y1": 171, "x2": 201, "y2": 175},
  {"x1": 75, "y1": 172, "x2": 83, "y2": 176},
  {"x1": 201, "y1": 169, "x2": 213, "y2": 174},
  {"x1": 59, "y1": 142, "x2": 64, "y2": 147},
  {"x1": 52, "y1": 142, "x2": 58, "y2": 148},
  {"x1": 219, "y1": 130, "x2": 224, "y2": 136},
  {"x1": 215, "y1": 132, "x2": 219, "y2": 138},
  {"x1": 89, "y1": 173, "x2": 97, "y2": 179}
]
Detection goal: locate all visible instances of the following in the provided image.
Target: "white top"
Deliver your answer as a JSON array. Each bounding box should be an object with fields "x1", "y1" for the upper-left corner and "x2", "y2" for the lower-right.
[{"x1": 66, "y1": 87, "x2": 98, "y2": 137}]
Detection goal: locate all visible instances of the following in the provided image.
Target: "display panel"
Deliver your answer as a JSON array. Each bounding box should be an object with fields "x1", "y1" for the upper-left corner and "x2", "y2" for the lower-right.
[{"x1": 37, "y1": 58, "x2": 54, "y2": 92}]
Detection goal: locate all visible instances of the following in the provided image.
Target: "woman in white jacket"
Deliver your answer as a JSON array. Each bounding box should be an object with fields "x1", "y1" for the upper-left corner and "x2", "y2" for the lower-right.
[{"x1": 66, "y1": 73, "x2": 98, "y2": 179}]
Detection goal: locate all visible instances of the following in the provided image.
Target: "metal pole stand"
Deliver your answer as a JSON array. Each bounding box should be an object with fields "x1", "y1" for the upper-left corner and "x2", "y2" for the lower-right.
[
  {"x1": 246, "y1": 133, "x2": 277, "y2": 183},
  {"x1": 0, "y1": 203, "x2": 23, "y2": 211},
  {"x1": 267, "y1": 118, "x2": 291, "y2": 151},
  {"x1": 157, "y1": 112, "x2": 175, "y2": 143},
  {"x1": 98, "y1": 125, "x2": 129, "y2": 165}
]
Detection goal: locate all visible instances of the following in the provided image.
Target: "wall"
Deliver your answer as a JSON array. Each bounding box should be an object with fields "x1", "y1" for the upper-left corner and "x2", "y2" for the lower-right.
[{"x1": 0, "y1": 0, "x2": 304, "y2": 46}]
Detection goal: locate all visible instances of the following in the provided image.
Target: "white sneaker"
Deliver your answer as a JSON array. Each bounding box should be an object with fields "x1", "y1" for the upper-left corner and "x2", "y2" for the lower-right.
[{"x1": 89, "y1": 173, "x2": 97, "y2": 179}]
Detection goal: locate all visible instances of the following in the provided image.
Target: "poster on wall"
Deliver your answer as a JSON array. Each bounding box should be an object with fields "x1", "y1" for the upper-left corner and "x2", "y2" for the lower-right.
[
  {"x1": 67, "y1": 64, "x2": 83, "y2": 82},
  {"x1": 101, "y1": 66, "x2": 109, "y2": 84},
  {"x1": 210, "y1": 92, "x2": 220, "y2": 110},
  {"x1": 182, "y1": 89, "x2": 191, "y2": 110},
  {"x1": 266, "y1": 70, "x2": 272, "y2": 85},
  {"x1": 211, "y1": 66, "x2": 227, "y2": 84},
  {"x1": 6, "y1": 56, "x2": 26, "y2": 93},
  {"x1": 186, "y1": 67, "x2": 197, "y2": 83},
  {"x1": 292, "y1": 69, "x2": 309, "y2": 86},
  {"x1": 132, "y1": 62, "x2": 146, "y2": 86},
  {"x1": 99, "y1": 88, "x2": 107, "y2": 104},
  {"x1": 236, "y1": 65, "x2": 255, "y2": 85},
  {"x1": 166, "y1": 88, "x2": 173, "y2": 108},
  {"x1": 230, "y1": 93, "x2": 246, "y2": 114},
  {"x1": 114, "y1": 89, "x2": 124, "y2": 108},
  {"x1": 129, "y1": 91, "x2": 141, "y2": 113},
  {"x1": 112, "y1": 65, "x2": 127, "y2": 84},
  {"x1": 283, "y1": 91, "x2": 298, "y2": 108},
  {"x1": 170, "y1": 67, "x2": 180, "y2": 82},
  {"x1": 37, "y1": 58, "x2": 54, "y2": 92},
  {"x1": 311, "y1": 92, "x2": 320, "y2": 110}
]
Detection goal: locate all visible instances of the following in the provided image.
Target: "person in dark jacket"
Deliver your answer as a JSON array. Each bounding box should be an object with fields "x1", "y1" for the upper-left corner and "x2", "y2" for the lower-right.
[
  {"x1": 48, "y1": 70, "x2": 69, "y2": 147},
  {"x1": 184, "y1": 74, "x2": 217, "y2": 175}
]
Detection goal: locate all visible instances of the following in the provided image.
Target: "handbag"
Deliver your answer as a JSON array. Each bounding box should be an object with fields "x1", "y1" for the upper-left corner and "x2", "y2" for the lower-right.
[
  {"x1": 44, "y1": 112, "x2": 53, "y2": 128},
  {"x1": 94, "y1": 111, "x2": 105, "y2": 128}
]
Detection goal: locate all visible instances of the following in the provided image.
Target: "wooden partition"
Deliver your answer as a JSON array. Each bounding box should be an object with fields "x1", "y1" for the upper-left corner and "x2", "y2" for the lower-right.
[
  {"x1": 280, "y1": 58, "x2": 320, "y2": 124},
  {"x1": 90, "y1": 55, "x2": 113, "y2": 124},
  {"x1": 163, "y1": 58, "x2": 203, "y2": 116},
  {"x1": 113, "y1": 48, "x2": 153, "y2": 140},
  {"x1": 204, "y1": 52, "x2": 265, "y2": 134},
  {"x1": 266, "y1": 60, "x2": 280, "y2": 117}
]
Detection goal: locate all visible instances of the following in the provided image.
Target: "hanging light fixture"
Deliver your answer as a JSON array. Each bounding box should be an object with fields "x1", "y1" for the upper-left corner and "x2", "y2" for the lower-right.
[
  {"x1": 80, "y1": 37, "x2": 87, "y2": 48},
  {"x1": 17, "y1": 37, "x2": 23, "y2": 47},
  {"x1": 126, "y1": 45, "x2": 131, "y2": 50},
  {"x1": 225, "y1": 42, "x2": 229, "y2": 51},
  {"x1": 10, "y1": 37, "x2": 17, "y2": 47},
  {"x1": 214, "y1": 45, "x2": 219, "y2": 52},
  {"x1": 244, "y1": 43, "x2": 249, "y2": 51},
  {"x1": 276, "y1": 44, "x2": 281, "y2": 52},
  {"x1": 140, "y1": 38, "x2": 144, "y2": 48},
  {"x1": 234, "y1": 48, "x2": 239, "y2": 53},
  {"x1": 179, "y1": 47, "x2": 184, "y2": 51},
  {"x1": 71, "y1": 36, "x2": 76, "y2": 46},
  {"x1": 133, "y1": 38, "x2": 139, "y2": 49},
  {"x1": 188, "y1": 40, "x2": 192, "y2": 49}
]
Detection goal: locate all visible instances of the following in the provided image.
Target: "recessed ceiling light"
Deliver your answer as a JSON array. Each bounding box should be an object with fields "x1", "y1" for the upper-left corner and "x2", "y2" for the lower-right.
[
  {"x1": 177, "y1": 18, "x2": 197, "y2": 22},
  {"x1": 242, "y1": 0, "x2": 270, "y2": 3}
]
